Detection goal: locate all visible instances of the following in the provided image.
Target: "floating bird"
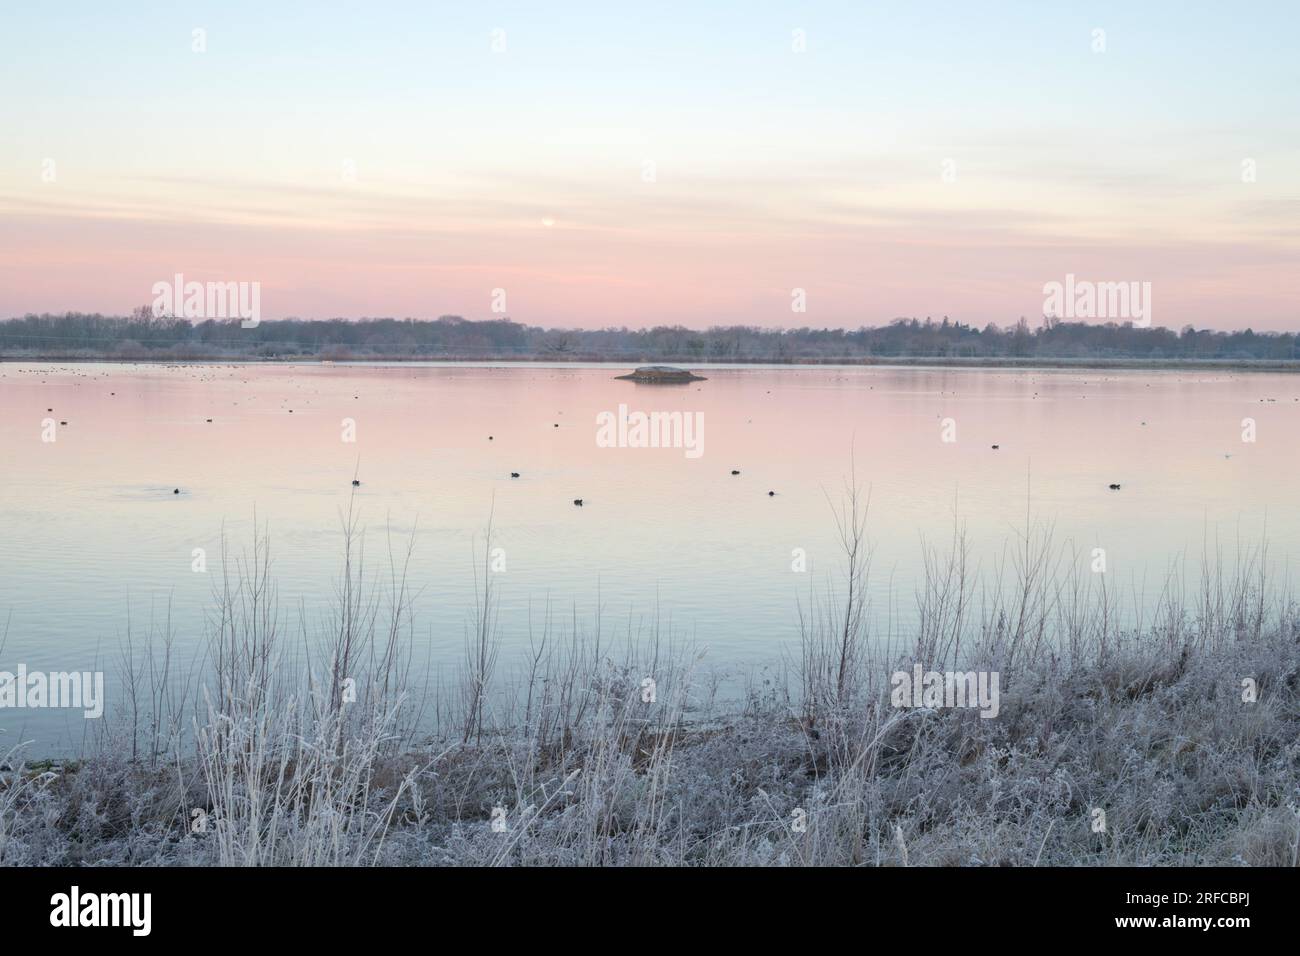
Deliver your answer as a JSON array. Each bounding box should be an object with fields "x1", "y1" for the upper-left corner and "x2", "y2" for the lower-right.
[
  {"x1": 1108, "y1": 483, "x2": 1121, "y2": 490},
  {"x1": 173, "y1": 488, "x2": 180, "y2": 494},
  {"x1": 488, "y1": 435, "x2": 493, "y2": 440},
  {"x1": 510, "y1": 472, "x2": 520, "y2": 478},
  {"x1": 731, "y1": 469, "x2": 740, "y2": 475},
  {"x1": 573, "y1": 498, "x2": 584, "y2": 506},
  {"x1": 768, "y1": 491, "x2": 776, "y2": 496},
  {"x1": 991, "y1": 444, "x2": 999, "y2": 450},
  {"x1": 351, "y1": 479, "x2": 361, "y2": 486}
]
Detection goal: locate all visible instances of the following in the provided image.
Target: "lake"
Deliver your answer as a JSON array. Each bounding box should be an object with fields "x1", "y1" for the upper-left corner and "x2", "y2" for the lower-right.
[{"x1": 2, "y1": 361, "x2": 1297, "y2": 751}]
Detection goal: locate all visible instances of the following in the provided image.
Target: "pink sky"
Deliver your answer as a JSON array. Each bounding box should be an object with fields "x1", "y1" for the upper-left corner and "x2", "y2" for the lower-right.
[
  {"x1": 2, "y1": 3, "x2": 1297, "y2": 331},
  {"x1": 4, "y1": 167, "x2": 1296, "y2": 331}
]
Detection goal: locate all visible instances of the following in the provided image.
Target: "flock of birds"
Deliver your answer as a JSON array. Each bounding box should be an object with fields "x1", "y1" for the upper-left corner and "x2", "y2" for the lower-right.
[
  {"x1": 36, "y1": 390, "x2": 1143, "y2": 500},
  {"x1": 349, "y1": 450, "x2": 770, "y2": 506},
  {"x1": 21, "y1": 362, "x2": 1293, "y2": 504}
]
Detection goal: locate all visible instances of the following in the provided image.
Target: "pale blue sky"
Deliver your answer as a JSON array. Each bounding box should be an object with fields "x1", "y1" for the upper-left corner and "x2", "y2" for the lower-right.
[{"x1": 2, "y1": 1, "x2": 1296, "y2": 327}]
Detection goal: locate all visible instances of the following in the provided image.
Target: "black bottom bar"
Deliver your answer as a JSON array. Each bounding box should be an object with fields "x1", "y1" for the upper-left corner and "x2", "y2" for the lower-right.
[{"x1": 0, "y1": 866, "x2": 1270, "y2": 941}]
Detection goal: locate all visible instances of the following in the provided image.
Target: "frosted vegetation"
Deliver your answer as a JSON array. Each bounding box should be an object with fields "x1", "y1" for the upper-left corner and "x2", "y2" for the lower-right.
[{"x1": 2, "y1": 489, "x2": 1298, "y2": 867}]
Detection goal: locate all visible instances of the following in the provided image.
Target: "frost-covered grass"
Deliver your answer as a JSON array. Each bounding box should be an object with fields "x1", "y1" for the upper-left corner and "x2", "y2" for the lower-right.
[{"x1": 2, "y1": 495, "x2": 1299, "y2": 867}]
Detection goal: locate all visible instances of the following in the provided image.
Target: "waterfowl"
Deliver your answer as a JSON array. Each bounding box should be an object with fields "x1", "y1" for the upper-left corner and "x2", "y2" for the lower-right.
[
  {"x1": 510, "y1": 472, "x2": 520, "y2": 478},
  {"x1": 173, "y1": 488, "x2": 180, "y2": 494},
  {"x1": 731, "y1": 470, "x2": 740, "y2": 475},
  {"x1": 573, "y1": 499, "x2": 584, "y2": 506},
  {"x1": 351, "y1": 479, "x2": 361, "y2": 486},
  {"x1": 768, "y1": 491, "x2": 776, "y2": 496},
  {"x1": 1108, "y1": 483, "x2": 1121, "y2": 490},
  {"x1": 991, "y1": 444, "x2": 999, "y2": 450}
]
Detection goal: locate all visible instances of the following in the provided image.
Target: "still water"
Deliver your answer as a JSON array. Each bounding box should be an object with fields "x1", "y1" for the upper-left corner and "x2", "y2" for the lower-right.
[{"x1": 2, "y1": 361, "x2": 1297, "y2": 749}]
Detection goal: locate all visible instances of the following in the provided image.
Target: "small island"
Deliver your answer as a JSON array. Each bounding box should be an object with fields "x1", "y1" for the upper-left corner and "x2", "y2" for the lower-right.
[{"x1": 615, "y1": 365, "x2": 707, "y2": 383}]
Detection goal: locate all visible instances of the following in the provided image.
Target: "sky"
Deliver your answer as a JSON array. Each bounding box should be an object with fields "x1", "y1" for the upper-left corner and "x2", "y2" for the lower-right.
[{"x1": 1, "y1": 1, "x2": 1297, "y2": 330}]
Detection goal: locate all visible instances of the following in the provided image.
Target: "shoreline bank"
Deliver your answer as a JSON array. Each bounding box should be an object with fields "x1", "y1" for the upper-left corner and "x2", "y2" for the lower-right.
[
  {"x1": 6, "y1": 354, "x2": 1300, "y2": 372},
  {"x1": 3, "y1": 629, "x2": 1296, "y2": 866}
]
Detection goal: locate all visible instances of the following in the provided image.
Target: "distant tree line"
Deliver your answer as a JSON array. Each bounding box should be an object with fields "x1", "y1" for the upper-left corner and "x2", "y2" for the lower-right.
[{"x1": 2, "y1": 311, "x2": 1298, "y2": 362}]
